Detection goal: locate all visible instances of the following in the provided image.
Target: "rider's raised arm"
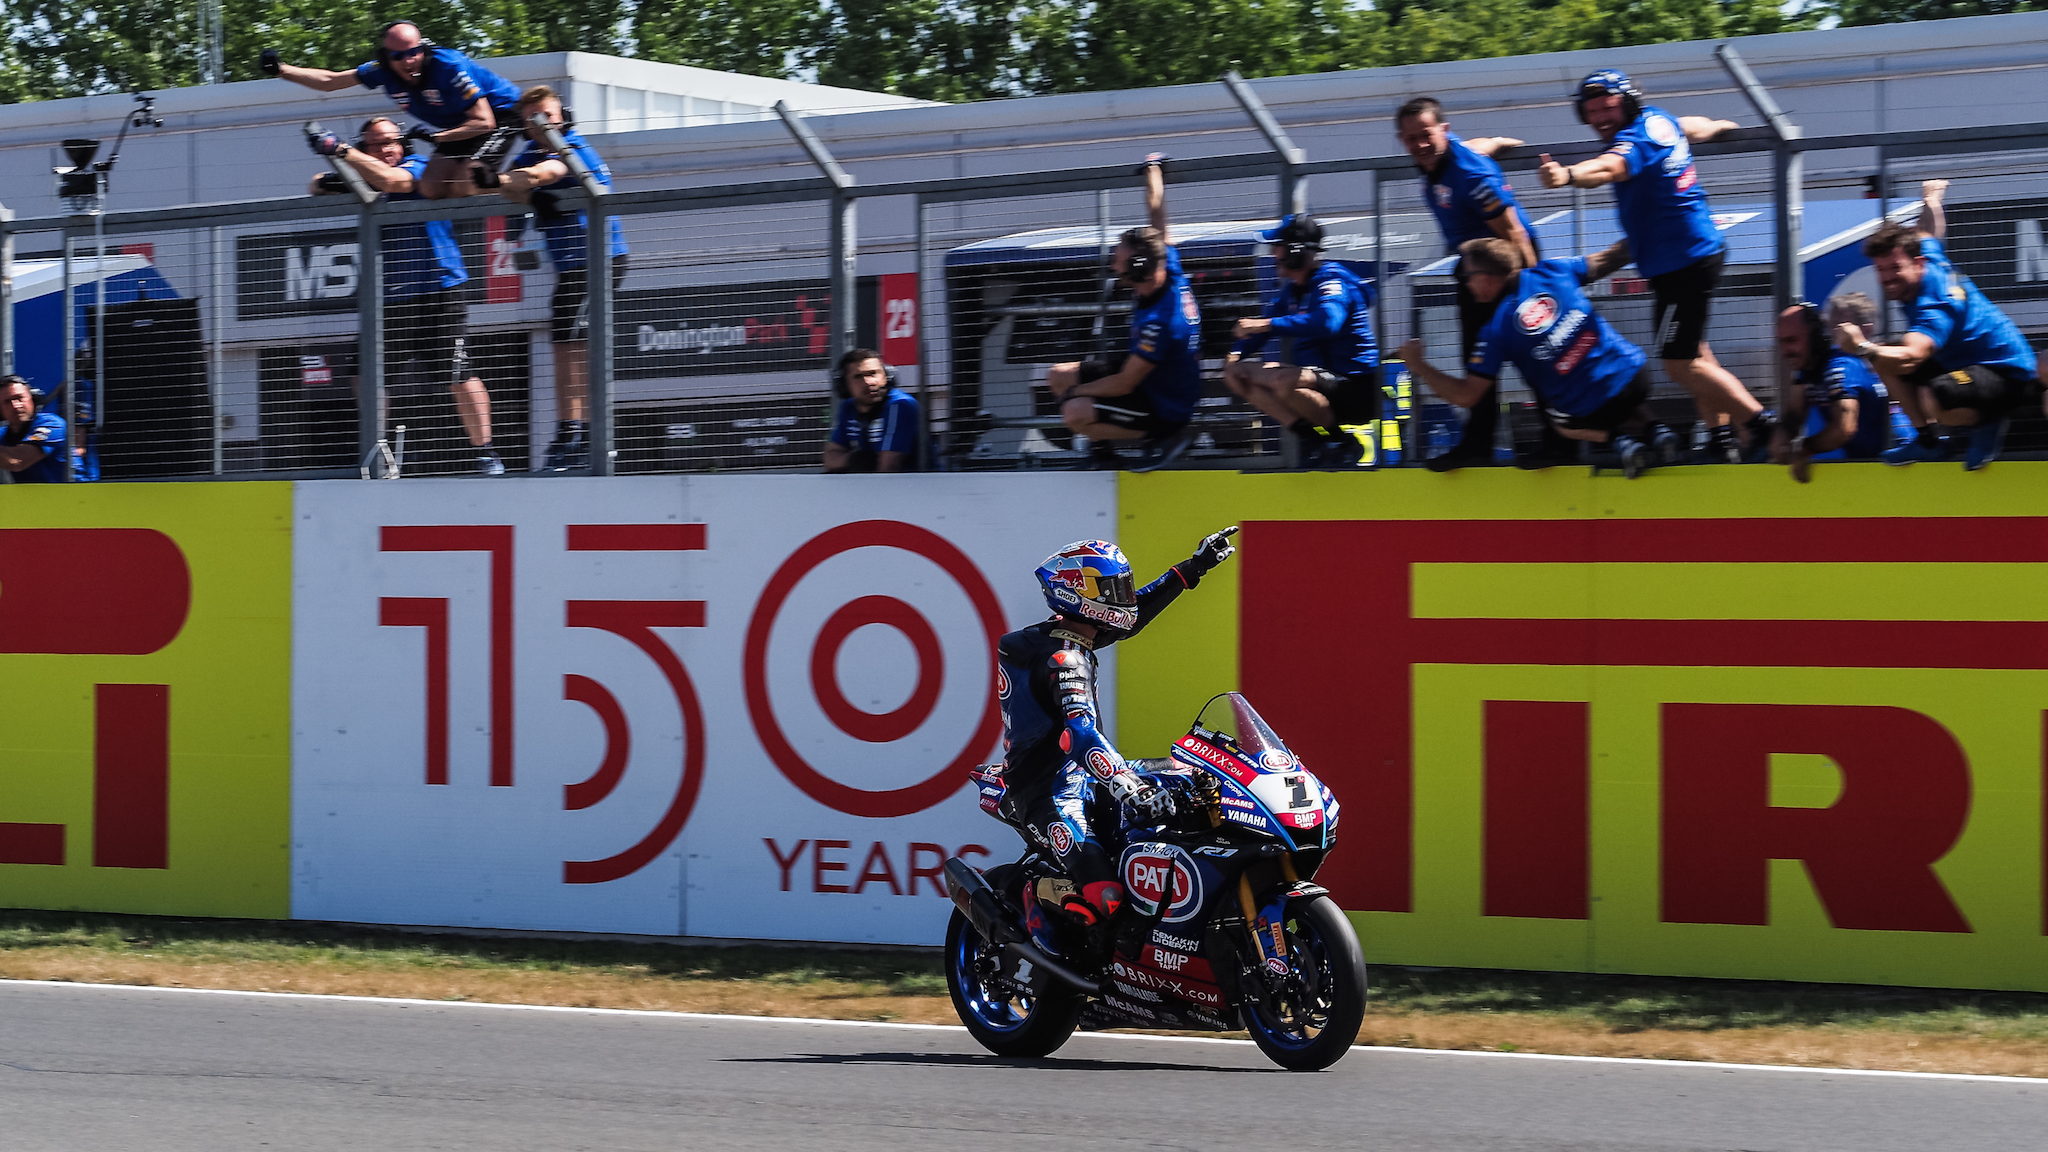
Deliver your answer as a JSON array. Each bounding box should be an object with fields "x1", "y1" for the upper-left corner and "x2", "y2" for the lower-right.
[{"x1": 1123, "y1": 527, "x2": 1239, "y2": 641}]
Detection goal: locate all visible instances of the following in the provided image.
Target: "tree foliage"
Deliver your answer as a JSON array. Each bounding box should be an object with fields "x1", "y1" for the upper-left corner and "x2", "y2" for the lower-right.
[{"x1": 0, "y1": 0, "x2": 2014, "y2": 105}]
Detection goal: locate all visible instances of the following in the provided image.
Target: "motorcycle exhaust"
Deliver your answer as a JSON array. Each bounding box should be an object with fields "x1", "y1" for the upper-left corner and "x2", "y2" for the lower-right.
[
  {"x1": 944, "y1": 858, "x2": 1102, "y2": 997},
  {"x1": 943, "y1": 858, "x2": 1023, "y2": 946}
]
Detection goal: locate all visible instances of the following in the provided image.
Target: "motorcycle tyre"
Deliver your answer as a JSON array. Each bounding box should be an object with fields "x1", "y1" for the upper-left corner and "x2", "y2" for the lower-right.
[
  {"x1": 1242, "y1": 895, "x2": 1367, "y2": 1072},
  {"x1": 943, "y1": 873, "x2": 1084, "y2": 1059}
]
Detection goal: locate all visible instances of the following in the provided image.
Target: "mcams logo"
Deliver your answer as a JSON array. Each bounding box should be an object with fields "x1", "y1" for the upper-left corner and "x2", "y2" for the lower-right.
[
  {"x1": 237, "y1": 228, "x2": 361, "y2": 319},
  {"x1": 286, "y1": 244, "x2": 360, "y2": 303}
]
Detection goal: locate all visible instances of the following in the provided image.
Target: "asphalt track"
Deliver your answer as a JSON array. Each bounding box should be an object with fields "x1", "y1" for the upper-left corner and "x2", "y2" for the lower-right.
[{"x1": 2, "y1": 981, "x2": 2042, "y2": 1152}]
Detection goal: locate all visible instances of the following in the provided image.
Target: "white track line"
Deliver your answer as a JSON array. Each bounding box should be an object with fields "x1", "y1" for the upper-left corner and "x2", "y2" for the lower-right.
[{"x1": 3, "y1": 978, "x2": 2041, "y2": 1086}]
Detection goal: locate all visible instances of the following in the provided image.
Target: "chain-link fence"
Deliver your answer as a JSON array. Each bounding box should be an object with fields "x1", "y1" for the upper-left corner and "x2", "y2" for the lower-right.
[{"x1": 5, "y1": 101, "x2": 2047, "y2": 480}]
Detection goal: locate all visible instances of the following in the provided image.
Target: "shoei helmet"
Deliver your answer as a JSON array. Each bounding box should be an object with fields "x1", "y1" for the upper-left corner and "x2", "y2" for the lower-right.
[
  {"x1": 1574, "y1": 69, "x2": 1643, "y2": 125},
  {"x1": 1036, "y1": 540, "x2": 1139, "y2": 636}
]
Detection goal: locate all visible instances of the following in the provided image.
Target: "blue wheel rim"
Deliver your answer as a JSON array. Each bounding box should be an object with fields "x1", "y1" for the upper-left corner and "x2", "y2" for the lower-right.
[
  {"x1": 952, "y1": 920, "x2": 1034, "y2": 1034},
  {"x1": 1244, "y1": 911, "x2": 1336, "y2": 1050}
]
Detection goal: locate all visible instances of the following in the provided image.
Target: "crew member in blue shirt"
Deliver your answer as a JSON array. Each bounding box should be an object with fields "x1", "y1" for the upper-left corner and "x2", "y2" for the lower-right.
[
  {"x1": 309, "y1": 117, "x2": 504, "y2": 475},
  {"x1": 267, "y1": 21, "x2": 522, "y2": 199},
  {"x1": 823, "y1": 349, "x2": 920, "y2": 473},
  {"x1": 1770, "y1": 299, "x2": 1896, "y2": 483},
  {"x1": 1539, "y1": 70, "x2": 1772, "y2": 464},
  {"x1": 0, "y1": 376, "x2": 69, "y2": 483},
  {"x1": 1045, "y1": 156, "x2": 1202, "y2": 470},
  {"x1": 499, "y1": 86, "x2": 632, "y2": 473},
  {"x1": 1223, "y1": 213, "x2": 1378, "y2": 469},
  {"x1": 1399, "y1": 237, "x2": 1667, "y2": 479},
  {"x1": 1845, "y1": 179, "x2": 2043, "y2": 471},
  {"x1": 1394, "y1": 95, "x2": 1555, "y2": 469}
]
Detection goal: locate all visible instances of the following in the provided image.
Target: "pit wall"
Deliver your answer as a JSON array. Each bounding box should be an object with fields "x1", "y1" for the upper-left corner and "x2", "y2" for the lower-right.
[{"x1": 2, "y1": 468, "x2": 2044, "y2": 992}]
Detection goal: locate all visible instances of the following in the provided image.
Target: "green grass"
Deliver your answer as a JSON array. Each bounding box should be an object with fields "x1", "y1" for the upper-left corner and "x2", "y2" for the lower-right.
[
  {"x1": 1366, "y1": 966, "x2": 2048, "y2": 1041},
  {"x1": 7, "y1": 908, "x2": 2048, "y2": 1042},
  {"x1": 0, "y1": 909, "x2": 949, "y2": 998}
]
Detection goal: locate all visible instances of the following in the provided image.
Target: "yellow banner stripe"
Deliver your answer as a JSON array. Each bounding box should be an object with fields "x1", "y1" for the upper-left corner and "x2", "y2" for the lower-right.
[{"x1": 1412, "y1": 563, "x2": 2048, "y2": 621}]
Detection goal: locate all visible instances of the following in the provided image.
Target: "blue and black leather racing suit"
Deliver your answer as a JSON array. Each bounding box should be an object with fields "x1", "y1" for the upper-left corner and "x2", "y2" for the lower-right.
[{"x1": 994, "y1": 565, "x2": 1204, "y2": 927}]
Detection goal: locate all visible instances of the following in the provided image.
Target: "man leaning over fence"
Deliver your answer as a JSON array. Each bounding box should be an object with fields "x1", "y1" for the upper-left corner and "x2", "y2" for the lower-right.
[
  {"x1": 1044, "y1": 155, "x2": 1202, "y2": 471},
  {"x1": 1849, "y1": 180, "x2": 2043, "y2": 472},
  {"x1": 266, "y1": 21, "x2": 522, "y2": 199},
  {"x1": 823, "y1": 348, "x2": 920, "y2": 473},
  {"x1": 497, "y1": 85, "x2": 630, "y2": 474},
  {"x1": 309, "y1": 117, "x2": 505, "y2": 476},
  {"x1": 1769, "y1": 300, "x2": 1895, "y2": 483},
  {"x1": 1223, "y1": 213, "x2": 1377, "y2": 470},
  {"x1": 0, "y1": 376, "x2": 69, "y2": 484}
]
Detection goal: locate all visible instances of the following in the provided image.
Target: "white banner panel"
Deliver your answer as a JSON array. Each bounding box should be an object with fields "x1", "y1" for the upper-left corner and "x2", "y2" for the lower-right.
[{"x1": 291, "y1": 474, "x2": 1117, "y2": 943}]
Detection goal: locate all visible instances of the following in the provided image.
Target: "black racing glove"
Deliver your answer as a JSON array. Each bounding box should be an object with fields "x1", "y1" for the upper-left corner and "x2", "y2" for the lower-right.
[
  {"x1": 259, "y1": 48, "x2": 281, "y2": 77},
  {"x1": 404, "y1": 124, "x2": 439, "y2": 148},
  {"x1": 313, "y1": 172, "x2": 348, "y2": 194},
  {"x1": 1178, "y1": 525, "x2": 1239, "y2": 584}
]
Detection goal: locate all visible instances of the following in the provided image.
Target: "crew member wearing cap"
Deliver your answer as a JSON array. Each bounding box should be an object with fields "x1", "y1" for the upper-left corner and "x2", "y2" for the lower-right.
[
  {"x1": 1224, "y1": 213, "x2": 1379, "y2": 469},
  {"x1": 0, "y1": 375, "x2": 70, "y2": 483},
  {"x1": 1538, "y1": 69, "x2": 1772, "y2": 464},
  {"x1": 265, "y1": 21, "x2": 522, "y2": 199}
]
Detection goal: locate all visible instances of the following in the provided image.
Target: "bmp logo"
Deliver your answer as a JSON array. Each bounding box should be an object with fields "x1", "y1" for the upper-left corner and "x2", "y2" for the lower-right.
[{"x1": 286, "y1": 243, "x2": 360, "y2": 302}]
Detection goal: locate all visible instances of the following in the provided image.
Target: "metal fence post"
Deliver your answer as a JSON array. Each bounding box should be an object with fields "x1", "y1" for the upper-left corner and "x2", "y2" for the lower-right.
[
  {"x1": 1094, "y1": 189, "x2": 1113, "y2": 361},
  {"x1": 774, "y1": 101, "x2": 858, "y2": 368},
  {"x1": 1222, "y1": 71, "x2": 1307, "y2": 217},
  {"x1": 1717, "y1": 43, "x2": 1802, "y2": 409},
  {"x1": 356, "y1": 205, "x2": 385, "y2": 473},
  {"x1": 0, "y1": 203, "x2": 13, "y2": 377},
  {"x1": 913, "y1": 193, "x2": 933, "y2": 469},
  {"x1": 586, "y1": 193, "x2": 616, "y2": 476},
  {"x1": 61, "y1": 226, "x2": 75, "y2": 480}
]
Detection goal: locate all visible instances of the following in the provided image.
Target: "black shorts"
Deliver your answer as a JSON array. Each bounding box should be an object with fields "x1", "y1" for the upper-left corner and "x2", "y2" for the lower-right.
[
  {"x1": 1307, "y1": 367, "x2": 1381, "y2": 424},
  {"x1": 1545, "y1": 371, "x2": 1651, "y2": 435},
  {"x1": 551, "y1": 256, "x2": 630, "y2": 342},
  {"x1": 1649, "y1": 250, "x2": 1725, "y2": 362},
  {"x1": 1078, "y1": 383, "x2": 1187, "y2": 438},
  {"x1": 1911, "y1": 362, "x2": 2045, "y2": 421},
  {"x1": 385, "y1": 289, "x2": 469, "y2": 391},
  {"x1": 432, "y1": 107, "x2": 523, "y2": 168}
]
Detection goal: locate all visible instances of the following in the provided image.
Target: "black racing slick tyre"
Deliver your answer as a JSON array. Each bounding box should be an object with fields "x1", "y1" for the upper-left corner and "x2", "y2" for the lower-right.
[
  {"x1": 943, "y1": 870, "x2": 1083, "y2": 1059},
  {"x1": 1241, "y1": 895, "x2": 1367, "y2": 1072}
]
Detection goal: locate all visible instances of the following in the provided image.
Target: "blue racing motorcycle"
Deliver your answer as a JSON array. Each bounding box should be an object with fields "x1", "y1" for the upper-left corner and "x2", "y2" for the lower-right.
[{"x1": 943, "y1": 692, "x2": 1366, "y2": 1071}]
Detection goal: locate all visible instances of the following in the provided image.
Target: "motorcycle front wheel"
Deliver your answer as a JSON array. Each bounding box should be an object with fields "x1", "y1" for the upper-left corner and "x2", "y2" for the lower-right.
[
  {"x1": 1240, "y1": 894, "x2": 1367, "y2": 1071},
  {"x1": 943, "y1": 867, "x2": 1083, "y2": 1058}
]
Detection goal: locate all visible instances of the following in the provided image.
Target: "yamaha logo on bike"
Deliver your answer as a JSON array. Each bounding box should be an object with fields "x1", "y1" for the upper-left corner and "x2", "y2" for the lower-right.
[{"x1": 1120, "y1": 843, "x2": 1202, "y2": 923}]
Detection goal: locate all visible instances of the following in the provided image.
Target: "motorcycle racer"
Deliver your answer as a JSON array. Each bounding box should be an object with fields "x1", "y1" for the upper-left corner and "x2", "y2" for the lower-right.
[{"x1": 995, "y1": 528, "x2": 1239, "y2": 935}]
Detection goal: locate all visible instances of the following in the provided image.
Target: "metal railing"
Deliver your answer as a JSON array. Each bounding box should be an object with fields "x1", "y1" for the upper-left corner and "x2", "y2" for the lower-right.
[{"x1": 4, "y1": 51, "x2": 2048, "y2": 480}]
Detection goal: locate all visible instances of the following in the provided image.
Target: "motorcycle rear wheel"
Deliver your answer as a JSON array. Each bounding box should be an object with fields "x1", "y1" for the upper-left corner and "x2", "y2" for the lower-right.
[
  {"x1": 1240, "y1": 895, "x2": 1367, "y2": 1071},
  {"x1": 944, "y1": 868, "x2": 1083, "y2": 1058}
]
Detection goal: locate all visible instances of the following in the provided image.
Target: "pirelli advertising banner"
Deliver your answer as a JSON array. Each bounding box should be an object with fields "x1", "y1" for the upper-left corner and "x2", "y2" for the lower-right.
[
  {"x1": 1118, "y1": 466, "x2": 2048, "y2": 992},
  {"x1": 289, "y1": 476, "x2": 1113, "y2": 942},
  {"x1": 0, "y1": 483, "x2": 293, "y2": 917}
]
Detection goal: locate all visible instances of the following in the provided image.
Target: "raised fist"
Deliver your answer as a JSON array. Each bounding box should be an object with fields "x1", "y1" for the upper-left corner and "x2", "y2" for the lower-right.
[
  {"x1": 307, "y1": 131, "x2": 348, "y2": 158},
  {"x1": 259, "y1": 48, "x2": 281, "y2": 77}
]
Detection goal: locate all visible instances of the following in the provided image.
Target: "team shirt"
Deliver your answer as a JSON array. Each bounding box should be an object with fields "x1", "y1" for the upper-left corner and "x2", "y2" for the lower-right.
[
  {"x1": 3, "y1": 410, "x2": 69, "y2": 483},
  {"x1": 829, "y1": 388, "x2": 921, "y2": 463},
  {"x1": 1423, "y1": 132, "x2": 1530, "y2": 253},
  {"x1": 355, "y1": 47, "x2": 521, "y2": 131},
  {"x1": 1602, "y1": 106, "x2": 1723, "y2": 278},
  {"x1": 1238, "y1": 261, "x2": 1378, "y2": 378},
  {"x1": 1905, "y1": 237, "x2": 2039, "y2": 378},
  {"x1": 1469, "y1": 257, "x2": 1644, "y2": 417},
  {"x1": 1127, "y1": 247, "x2": 1203, "y2": 423},
  {"x1": 1798, "y1": 352, "x2": 1893, "y2": 457},
  {"x1": 384, "y1": 154, "x2": 468, "y2": 299},
  {"x1": 510, "y1": 129, "x2": 630, "y2": 271}
]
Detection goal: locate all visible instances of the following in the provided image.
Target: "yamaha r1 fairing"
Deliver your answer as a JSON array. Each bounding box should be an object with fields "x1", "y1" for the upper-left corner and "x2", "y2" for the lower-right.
[{"x1": 942, "y1": 692, "x2": 1367, "y2": 1071}]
